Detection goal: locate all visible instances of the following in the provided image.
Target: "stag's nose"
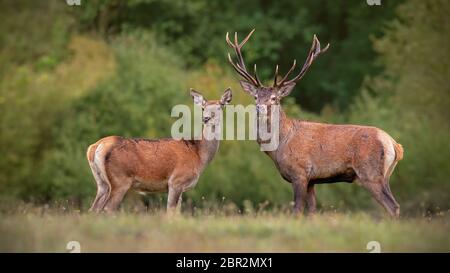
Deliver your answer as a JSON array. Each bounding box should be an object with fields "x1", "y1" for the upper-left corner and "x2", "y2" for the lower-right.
[
  {"x1": 256, "y1": 104, "x2": 267, "y2": 114},
  {"x1": 202, "y1": 116, "x2": 212, "y2": 123}
]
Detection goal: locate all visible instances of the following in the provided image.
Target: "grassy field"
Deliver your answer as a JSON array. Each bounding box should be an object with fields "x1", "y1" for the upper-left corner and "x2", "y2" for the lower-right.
[{"x1": 0, "y1": 206, "x2": 449, "y2": 253}]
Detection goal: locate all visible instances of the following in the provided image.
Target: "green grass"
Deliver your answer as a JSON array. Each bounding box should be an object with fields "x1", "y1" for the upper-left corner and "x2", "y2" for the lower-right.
[{"x1": 0, "y1": 207, "x2": 449, "y2": 252}]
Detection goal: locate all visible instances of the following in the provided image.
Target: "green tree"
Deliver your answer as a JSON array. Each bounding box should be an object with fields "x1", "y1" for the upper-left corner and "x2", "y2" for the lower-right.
[{"x1": 76, "y1": 0, "x2": 400, "y2": 112}]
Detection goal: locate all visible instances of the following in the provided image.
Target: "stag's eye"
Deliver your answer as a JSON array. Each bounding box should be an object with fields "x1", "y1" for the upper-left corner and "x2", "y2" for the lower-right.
[{"x1": 270, "y1": 96, "x2": 277, "y2": 103}]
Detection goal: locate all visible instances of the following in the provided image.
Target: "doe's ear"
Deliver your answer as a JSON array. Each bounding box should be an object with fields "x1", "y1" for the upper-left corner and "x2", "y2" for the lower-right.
[
  {"x1": 277, "y1": 82, "x2": 296, "y2": 98},
  {"x1": 190, "y1": 88, "x2": 205, "y2": 106},
  {"x1": 220, "y1": 88, "x2": 233, "y2": 105},
  {"x1": 239, "y1": 80, "x2": 258, "y2": 97}
]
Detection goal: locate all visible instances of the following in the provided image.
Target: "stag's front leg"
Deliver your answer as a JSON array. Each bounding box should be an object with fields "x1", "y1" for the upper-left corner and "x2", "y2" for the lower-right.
[
  {"x1": 305, "y1": 183, "x2": 317, "y2": 215},
  {"x1": 292, "y1": 177, "x2": 308, "y2": 216}
]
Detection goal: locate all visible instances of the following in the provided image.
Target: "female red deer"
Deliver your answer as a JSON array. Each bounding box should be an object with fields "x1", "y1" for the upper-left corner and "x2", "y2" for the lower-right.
[
  {"x1": 86, "y1": 88, "x2": 232, "y2": 213},
  {"x1": 226, "y1": 30, "x2": 403, "y2": 217}
]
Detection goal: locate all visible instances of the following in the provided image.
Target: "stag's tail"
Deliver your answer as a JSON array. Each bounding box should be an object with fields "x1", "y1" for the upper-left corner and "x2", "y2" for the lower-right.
[{"x1": 393, "y1": 143, "x2": 404, "y2": 162}]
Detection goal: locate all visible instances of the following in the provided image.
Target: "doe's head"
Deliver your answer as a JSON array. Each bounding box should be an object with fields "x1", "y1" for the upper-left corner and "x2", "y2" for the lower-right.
[{"x1": 190, "y1": 88, "x2": 232, "y2": 126}]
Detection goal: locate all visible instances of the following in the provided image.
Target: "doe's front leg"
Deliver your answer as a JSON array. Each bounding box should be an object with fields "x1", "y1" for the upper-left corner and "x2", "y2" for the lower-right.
[{"x1": 167, "y1": 186, "x2": 183, "y2": 217}]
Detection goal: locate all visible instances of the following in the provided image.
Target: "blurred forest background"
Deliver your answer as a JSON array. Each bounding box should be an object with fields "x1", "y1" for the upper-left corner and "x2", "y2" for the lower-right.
[{"x1": 0, "y1": 0, "x2": 448, "y2": 215}]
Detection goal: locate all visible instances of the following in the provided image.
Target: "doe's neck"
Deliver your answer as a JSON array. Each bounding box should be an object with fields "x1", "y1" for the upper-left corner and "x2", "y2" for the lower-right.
[{"x1": 196, "y1": 125, "x2": 220, "y2": 166}]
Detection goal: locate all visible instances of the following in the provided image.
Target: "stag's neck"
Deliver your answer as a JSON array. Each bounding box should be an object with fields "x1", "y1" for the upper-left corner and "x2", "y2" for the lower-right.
[
  {"x1": 277, "y1": 107, "x2": 294, "y2": 141},
  {"x1": 256, "y1": 105, "x2": 293, "y2": 158},
  {"x1": 195, "y1": 127, "x2": 220, "y2": 167}
]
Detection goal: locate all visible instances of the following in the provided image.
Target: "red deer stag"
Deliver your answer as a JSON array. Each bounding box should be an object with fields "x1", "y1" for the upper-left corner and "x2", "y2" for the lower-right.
[
  {"x1": 226, "y1": 29, "x2": 403, "y2": 217},
  {"x1": 86, "y1": 88, "x2": 232, "y2": 213}
]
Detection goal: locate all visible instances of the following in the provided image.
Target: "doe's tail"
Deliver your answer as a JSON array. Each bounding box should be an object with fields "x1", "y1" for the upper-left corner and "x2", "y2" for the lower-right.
[{"x1": 86, "y1": 137, "x2": 120, "y2": 212}]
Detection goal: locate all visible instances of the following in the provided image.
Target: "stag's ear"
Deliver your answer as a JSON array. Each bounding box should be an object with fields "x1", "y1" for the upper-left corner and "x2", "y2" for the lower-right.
[
  {"x1": 277, "y1": 82, "x2": 296, "y2": 98},
  {"x1": 239, "y1": 80, "x2": 258, "y2": 97},
  {"x1": 190, "y1": 89, "x2": 205, "y2": 106},
  {"x1": 220, "y1": 88, "x2": 232, "y2": 105}
]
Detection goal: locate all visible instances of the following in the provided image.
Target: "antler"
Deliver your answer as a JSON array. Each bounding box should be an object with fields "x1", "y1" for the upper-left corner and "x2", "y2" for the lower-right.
[
  {"x1": 226, "y1": 30, "x2": 329, "y2": 89},
  {"x1": 276, "y1": 35, "x2": 329, "y2": 87},
  {"x1": 226, "y1": 29, "x2": 262, "y2": 87}
]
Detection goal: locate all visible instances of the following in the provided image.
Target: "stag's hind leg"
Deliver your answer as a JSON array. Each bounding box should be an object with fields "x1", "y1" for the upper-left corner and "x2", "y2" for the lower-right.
[
  {"x1": 354, "y1": 135, "x2": 400, "y2": 218},
  {"x1": 382, "y1": 170, "x2": 400, "y2": 217},
  {"x1": 359, "y1": 176, "x2": 400, "y2": 218}
]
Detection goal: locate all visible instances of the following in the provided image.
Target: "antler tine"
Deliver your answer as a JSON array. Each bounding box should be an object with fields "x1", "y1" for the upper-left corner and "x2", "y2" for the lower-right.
[
  {"x1": 322, "y1": 43, "x2": 330, "y2": 53},
  {"x1": 233, "y1": 32, "x2": 245, "y2": 68},
  {"x1": 233, "y1": 30, "x2": 255, "y2": 69},
  {"x1": 226, "y1": 31, "x2": 245, "y2": 67},
  {"x1": 226, "y1": 29, "x2": 255, "y2": 49},
  {"x1": 239, "y1": 29, "x2": 255, "y2": 47},
  {"x1": 284, "y1": 35, "x2": 329, "y2": 85},
  {"x1": 253, "y1": 64, "x2": 262, "y2": 86},
  {"x1": 225, "y1": 32, "x2": 235, "y2": 48},
  {"x1": 226, "y1": 29, "x2": 261, "y2": 87},
  {"x1": 273, "y1": 65, "x2": 279, "y2": 87},
  {"x1": 227, "y1": 53, "x2": 258, "y2": 85},
  {"x1": 276, "y1": 59, "x2": 297, "y2": 86}
]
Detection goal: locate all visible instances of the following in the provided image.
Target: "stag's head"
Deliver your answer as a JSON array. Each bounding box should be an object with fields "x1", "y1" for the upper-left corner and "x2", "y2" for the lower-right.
[
  {"x1": 226, "y1": 29, "x2": 329, "y2": 114},
  {"x1": 190, "y1": 88, "x2": 232, "y2": 127}
]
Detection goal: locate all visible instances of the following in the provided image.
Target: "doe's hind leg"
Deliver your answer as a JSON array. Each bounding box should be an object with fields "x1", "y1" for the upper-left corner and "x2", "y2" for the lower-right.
[
  {"x1": 103, "y1": 177, "x2": 132, "y2": 213},
  {"x1": 88, "y1": 163, "x2": 110, "y2": 213},
  {"x1": 89, "y1": 183, "x2": 109, "y2": 212}
]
